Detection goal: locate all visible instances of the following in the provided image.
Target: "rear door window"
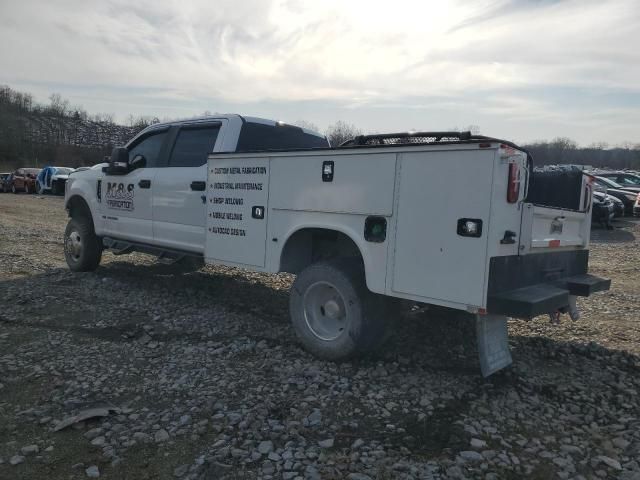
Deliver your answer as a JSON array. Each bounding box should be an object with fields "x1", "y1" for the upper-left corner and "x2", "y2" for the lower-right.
[
  {"x1": 236, "y1": 122, "x2": 329, "y2": 151},
  {"x1": 168, "y1": 125, "x2": 220, "y2": 167}
]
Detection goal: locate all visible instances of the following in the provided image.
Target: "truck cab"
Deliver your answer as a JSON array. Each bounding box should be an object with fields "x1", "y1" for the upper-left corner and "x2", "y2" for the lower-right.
[{"x1": 65, "y1": 115, "x2": 328, "y2": 255}]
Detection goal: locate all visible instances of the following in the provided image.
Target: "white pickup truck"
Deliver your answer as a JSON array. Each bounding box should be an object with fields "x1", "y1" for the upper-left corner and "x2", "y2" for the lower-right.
[{"x1": 64, "y1": 115, "x2": 610, "y2": 376}]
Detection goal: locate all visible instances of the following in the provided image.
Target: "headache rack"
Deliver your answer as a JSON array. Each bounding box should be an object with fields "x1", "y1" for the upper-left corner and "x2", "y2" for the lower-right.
[{"x1": 339, "y1": 131, "x2": 512, "y2": 148}]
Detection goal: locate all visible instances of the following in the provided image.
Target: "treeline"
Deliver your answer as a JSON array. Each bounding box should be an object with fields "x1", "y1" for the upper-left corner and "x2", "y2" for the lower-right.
[
  {"x1": 523, "y1": 137, "x2": 640, "y2": 170},
  {"x1": 0, "y1": 85, "x2": 158, "y2": 170},
  {"x1": 1, "y1": 85, "x2": 639, "y2": 171}
]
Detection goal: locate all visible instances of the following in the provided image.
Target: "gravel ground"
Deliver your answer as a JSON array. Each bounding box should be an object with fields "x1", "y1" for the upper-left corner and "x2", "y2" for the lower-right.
[{"x1": 1, "y1": 193, "x2": 639, "y2": 480}]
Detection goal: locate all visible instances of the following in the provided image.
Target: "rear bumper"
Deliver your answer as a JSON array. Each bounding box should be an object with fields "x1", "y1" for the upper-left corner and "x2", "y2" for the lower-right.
[{"x1": 486, "y1": 251, "x2": 610, "y2": 318}]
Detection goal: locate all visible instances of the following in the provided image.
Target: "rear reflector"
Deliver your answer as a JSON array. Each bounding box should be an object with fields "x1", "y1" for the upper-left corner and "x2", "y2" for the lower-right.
[{"x1": 507, "y1": 163, "x2": 520, "y2": 203}]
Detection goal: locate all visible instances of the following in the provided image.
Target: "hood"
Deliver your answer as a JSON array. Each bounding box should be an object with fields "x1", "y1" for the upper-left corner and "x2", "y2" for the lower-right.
[
  {"x1": 616, "y1": 186, "x2": 640, "y2": 193},
  {"x1": 599, "y1": 187, "x2": 639, "y2": 196}
]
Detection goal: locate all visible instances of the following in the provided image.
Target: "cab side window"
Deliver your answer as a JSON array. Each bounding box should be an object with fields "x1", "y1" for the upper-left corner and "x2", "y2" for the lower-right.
[
  {"x1": 128, "y1": 130, "x2": 168, "y2": 168},
  {"x1": 168, "y1": 126, "x2": 220, "y2": 168}
]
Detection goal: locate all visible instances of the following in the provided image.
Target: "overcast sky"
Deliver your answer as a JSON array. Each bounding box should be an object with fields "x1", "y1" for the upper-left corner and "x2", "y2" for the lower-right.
[{"x1": 1, "y1": 0, "x2": 639, "y2": 145}]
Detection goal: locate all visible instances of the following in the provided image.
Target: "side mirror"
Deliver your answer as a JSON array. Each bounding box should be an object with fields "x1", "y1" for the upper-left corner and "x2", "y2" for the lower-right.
[
  {"x1": 103, "y1": 147, "x2": 129, "y2": 175},
  {"x1": 130, "y1": 154, "x2": 146, "y2": 170}
]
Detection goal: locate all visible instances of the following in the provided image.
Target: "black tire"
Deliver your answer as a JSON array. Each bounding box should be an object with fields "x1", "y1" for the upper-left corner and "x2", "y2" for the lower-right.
[
  {"x1": 52, "y1": 182, "x2": 60, "y2": 195},
  {"x1": 290, "y1": 258, "x2": 391, "y2": 360},
  {"x1": 64, "y1": 216, "x2": 102, "y2": 272}
]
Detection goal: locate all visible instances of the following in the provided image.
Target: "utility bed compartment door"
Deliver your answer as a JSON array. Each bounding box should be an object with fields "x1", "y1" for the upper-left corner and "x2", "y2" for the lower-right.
[
  {"x1": 519, "y1": 204, "x2": 590, "y2": 252},
  {"x1": 269, "y1": 153, "x2": 396, "y2": 215},
  {"x1": 391, "y1": 149, "x2": 494, "y2": 307},
  {"x1": 205, "y1": 157, "x2": 269, "y2": 267}
]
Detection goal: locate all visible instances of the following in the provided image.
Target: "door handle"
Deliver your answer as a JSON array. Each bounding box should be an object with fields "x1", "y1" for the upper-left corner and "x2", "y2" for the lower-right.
[
  {"x1": 190, "y1": 181, "x2": 206, "y2": 191},
  {"x1": 138, "y1": 179, "x2": 151, "y2": 189}
]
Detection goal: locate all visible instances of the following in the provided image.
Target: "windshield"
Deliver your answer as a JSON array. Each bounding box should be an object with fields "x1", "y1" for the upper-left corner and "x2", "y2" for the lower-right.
[
  {"x1": 617, "y1": 175, "x2": 640, "y2": 186},
  {"x1": 54, "y1": 167, "x2": 74, "y2": 175},
  {"x1": 596, "y1": 177, "x2": 622, "y2": 189}
]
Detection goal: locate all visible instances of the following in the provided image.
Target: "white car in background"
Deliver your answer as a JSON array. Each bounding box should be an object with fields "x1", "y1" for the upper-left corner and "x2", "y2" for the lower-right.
[{"x1": 36, "y1": 166, "x2": 75, "y2": 195}]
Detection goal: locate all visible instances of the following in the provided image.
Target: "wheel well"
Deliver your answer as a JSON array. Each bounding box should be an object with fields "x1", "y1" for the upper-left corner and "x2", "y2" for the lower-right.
[
  {"x1": 280, "y1": 228, "x2": 363, "y2": 274},
  {"x1": 66, "y1": 195, "x2": 93, "y2": 222}
]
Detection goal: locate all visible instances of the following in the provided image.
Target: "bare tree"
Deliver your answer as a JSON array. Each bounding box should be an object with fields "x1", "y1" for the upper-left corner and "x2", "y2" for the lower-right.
[
  {"x1": 292, "y1": 120, "x2": 320, "y2": 133},
  {"x1": 466, "y1": 124, "x2": 481, "y2": 135},
  {"x1": 325, "y1": 121, "x2": 362, "y2": 147}
]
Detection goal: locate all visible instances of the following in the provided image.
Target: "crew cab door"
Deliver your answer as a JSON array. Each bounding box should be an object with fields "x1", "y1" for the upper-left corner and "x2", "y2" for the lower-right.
[
  {"x1": 152, "y1": 122, "x2": 222, "y2": 253},
  {"x1": 101, "y1": 127, "x2": 170, "y2": 243}
]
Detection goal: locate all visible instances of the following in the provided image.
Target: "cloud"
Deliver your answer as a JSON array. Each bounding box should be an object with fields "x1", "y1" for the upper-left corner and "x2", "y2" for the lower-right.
[{"x1": 0, "y1": 0, "x2": 638, "y2": 144}]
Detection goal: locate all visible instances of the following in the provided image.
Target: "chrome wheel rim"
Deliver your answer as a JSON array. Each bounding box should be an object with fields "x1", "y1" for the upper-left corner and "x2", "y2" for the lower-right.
[
  {"x1": 303, "y1": 281, "x2": 348, "y2": 341},
  {"x1": 65, "y1": 230, "x2": 83, "y2": 262}
]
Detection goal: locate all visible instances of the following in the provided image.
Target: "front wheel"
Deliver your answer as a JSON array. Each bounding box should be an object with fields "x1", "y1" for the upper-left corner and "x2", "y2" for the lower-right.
[
  {"x1": 289, "y1": 259, "x2": 390, "y2": 360},
  {"x1": 64, "y1": 216, "x2": 102, "y2": 272}
]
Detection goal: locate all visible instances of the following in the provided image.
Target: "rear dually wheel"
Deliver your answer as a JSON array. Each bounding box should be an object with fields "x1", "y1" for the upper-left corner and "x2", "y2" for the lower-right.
[{"x1": 289, "y1": 259, "x2": 390, "y2": 360}]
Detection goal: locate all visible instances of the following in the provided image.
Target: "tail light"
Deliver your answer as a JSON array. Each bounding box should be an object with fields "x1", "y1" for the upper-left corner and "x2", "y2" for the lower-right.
[{"x1": 507, "y1": 163, "x2": 520, "y2": 203}]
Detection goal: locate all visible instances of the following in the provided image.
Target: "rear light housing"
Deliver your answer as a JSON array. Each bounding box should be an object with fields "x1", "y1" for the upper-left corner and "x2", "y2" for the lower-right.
[{"x1": 507, "y1": 162, "x2": 520, "y2": 203}]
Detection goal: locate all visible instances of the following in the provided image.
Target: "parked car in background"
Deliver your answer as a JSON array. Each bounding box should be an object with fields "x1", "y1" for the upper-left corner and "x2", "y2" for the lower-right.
[
  {"x1": 593, "y1": 191, "x2": 624, "y2": 218},
  {"x1": 597, "y1": 171, "x2": 640, "y2": 188},
  {"x1": 592, "y1": 192, "x2": 615, "y2": 229},
  {"x1": 592, "y1": 176, "x2": 639, "y2": 214},
  {"x1": 10, "y1": 168, "x2": 41, "y2": 193},
  {"x1": 609, "y1": 194, "x2": 625, "y2": 218},
  {"x1": 36, "y1": 166, "x2": 75, "y2": 195},
  {"x1": 0, "y1": 173, "x2": 10, "y2": 192}
]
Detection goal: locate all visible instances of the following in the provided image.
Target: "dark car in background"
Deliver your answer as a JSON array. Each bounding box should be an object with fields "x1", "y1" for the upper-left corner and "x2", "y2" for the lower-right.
[
  {"x1": 597, "y1": 171, "x2": 640, "y2": 188},
  {"x1": 592, "y1": 191, "x2": 615, "y2": 228},
  {"x1": 0, "y1": 173, "x2": 10, "y2": 192},
  {"x1": 593, "y1": 191, "x2": 624, "y2": 218},
  {"x1": 592, "y1": 176, "x2": 639, "y2": 215}
]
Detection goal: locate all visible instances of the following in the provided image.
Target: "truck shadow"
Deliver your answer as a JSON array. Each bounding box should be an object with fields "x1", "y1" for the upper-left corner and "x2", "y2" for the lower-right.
[
  {"x1": 590, "y1": 220, "x2": 636, "y2": 243},
  {"x1": 2, "y1": 262, "x2": 639, "y2": 377}
]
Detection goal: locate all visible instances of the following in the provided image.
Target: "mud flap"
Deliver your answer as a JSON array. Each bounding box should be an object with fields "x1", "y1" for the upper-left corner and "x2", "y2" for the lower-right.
[{"x1": 476, "y1": 314, "x2": 512, "y2": 377}]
